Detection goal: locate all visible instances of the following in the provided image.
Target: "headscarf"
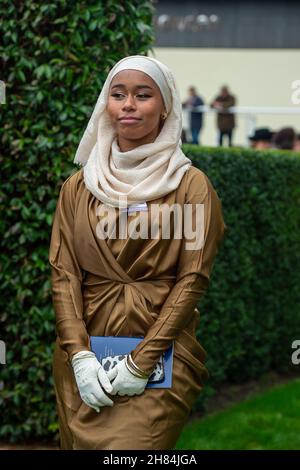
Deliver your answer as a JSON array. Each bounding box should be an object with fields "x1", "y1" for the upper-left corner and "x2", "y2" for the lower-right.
[{"x1": 73, "y1": 55, "x2": 192, "y2": 208}]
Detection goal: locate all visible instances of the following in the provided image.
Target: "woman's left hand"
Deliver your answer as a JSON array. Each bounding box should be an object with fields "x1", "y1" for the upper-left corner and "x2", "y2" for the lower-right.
[{"x1": 106, "y1": 357, "x2": 149, "y2": 396}]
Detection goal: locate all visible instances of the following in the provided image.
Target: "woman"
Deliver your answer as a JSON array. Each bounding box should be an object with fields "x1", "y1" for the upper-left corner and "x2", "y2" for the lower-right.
[{"x1": 49, "y1": 55, "x2": 226, "y2": 450}]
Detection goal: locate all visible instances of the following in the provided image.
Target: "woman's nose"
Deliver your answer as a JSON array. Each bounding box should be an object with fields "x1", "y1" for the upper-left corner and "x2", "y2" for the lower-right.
[{"x1": 122, "y1": 94, "x2": 136, "y2": 109}]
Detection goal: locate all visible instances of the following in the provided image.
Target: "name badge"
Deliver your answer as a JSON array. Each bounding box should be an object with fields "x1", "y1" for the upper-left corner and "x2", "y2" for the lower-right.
[{"x1": 127, "y1": 202, "x2": 148, "y2": 213}]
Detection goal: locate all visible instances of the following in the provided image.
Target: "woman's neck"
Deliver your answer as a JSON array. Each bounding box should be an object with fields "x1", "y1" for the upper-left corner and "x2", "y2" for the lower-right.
[{"x1": 117, "y1": 126, "x2": 162, "y2": 152}]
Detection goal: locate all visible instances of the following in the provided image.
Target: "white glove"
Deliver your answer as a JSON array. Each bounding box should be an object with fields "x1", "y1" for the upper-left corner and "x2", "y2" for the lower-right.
[
  {"x1": 71, "y1": 350, "x2": 114, "y2": 413},
  {"x1": 106, "y1": 356, "x2": 149, "y2": 397}
]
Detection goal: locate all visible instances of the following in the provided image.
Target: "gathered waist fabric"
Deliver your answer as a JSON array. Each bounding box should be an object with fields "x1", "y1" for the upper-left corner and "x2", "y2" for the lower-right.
[
  {"x1": 82, "y1": 271, "x2": 176, "y2": 336},
  {"x1": 81, "y1": 271, "x2": 207, "y2": 375}
]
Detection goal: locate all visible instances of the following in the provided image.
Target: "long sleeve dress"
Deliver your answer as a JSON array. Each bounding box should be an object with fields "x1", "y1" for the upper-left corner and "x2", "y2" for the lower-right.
[{"x1": 48, "y1": 164, "x2": 226, "y2": 450}]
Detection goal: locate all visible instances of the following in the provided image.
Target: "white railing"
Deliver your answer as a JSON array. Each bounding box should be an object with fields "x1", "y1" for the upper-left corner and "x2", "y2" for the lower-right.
[{"x1": 182, "y1": 105, "x2": 300, "y2": 143}]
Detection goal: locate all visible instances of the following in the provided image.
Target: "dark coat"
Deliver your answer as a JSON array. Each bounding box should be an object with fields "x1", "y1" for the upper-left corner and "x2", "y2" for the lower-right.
[{"x1": 211, "y1": 94, "x2": 236, "y2": 131}]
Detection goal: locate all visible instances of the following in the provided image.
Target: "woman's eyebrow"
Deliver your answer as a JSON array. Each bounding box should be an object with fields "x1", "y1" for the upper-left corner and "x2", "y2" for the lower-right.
[{"x1": 111, "y1": 84, "x2": 153, "y2": 90}]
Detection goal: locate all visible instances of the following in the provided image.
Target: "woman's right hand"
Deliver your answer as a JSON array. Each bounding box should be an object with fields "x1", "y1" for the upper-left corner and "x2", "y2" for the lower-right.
[{"x1": 71, "y1": 350, "x2": 114, "y2": 413}]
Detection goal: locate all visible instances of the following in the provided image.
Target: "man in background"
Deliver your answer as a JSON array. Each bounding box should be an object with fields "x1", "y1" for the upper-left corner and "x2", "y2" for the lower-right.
[
  {"x1": 272, "y1": 127, "x2": 296, "y2": 150},
  {"x1": 211, "y1": 85, "x2": 236, "y2": 147},
  {"x1": 182, "y1": 86, "x2": 204, "y2": 145},
  {"x1": 248, "y1": 128, "x2": 274, "y2": 149}
]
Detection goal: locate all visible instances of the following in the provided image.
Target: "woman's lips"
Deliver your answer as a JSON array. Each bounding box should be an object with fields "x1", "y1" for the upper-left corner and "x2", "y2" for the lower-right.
[{"x1": 119, "y1": 118, "x2": 141, "y2": 124}]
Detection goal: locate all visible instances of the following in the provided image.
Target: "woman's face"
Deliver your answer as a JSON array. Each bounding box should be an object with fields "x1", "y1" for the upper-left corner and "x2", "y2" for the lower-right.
[{"x1": 106, "y1": 70, "x2": 166, "y2": 151}]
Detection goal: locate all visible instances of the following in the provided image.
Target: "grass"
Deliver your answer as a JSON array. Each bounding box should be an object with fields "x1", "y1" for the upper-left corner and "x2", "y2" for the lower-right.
[{"x1": 175, "y1": 377, "x2": 300, "y2": 450}]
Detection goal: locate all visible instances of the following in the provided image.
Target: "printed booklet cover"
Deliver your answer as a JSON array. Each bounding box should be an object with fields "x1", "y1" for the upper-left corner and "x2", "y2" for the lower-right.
[{"x1": 90, "y1": 336, "x2": 174, "y2": 388}]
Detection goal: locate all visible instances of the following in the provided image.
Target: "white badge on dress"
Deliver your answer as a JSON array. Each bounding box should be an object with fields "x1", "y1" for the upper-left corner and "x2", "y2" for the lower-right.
[{"x1": 127, "y1": 202, "x2": 148, "y2": 214}]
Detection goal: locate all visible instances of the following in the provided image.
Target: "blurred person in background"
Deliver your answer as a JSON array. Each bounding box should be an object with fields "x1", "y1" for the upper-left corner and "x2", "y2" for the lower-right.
[
  {"x1": 272, "y1": 127, "x2": 296, "y2": 150},
  {"x1": 211, "y1": 85, "x2": 236, "y2": 147},
  {"x1": 248, "y1": 128, "x2": 274, "y2": 149},
  {"x1": 182, "y1": 86, "x2": 204, "y2": 145},
  {"x1": 294, "y1": 133, "x2": 300, "y2": 151}
]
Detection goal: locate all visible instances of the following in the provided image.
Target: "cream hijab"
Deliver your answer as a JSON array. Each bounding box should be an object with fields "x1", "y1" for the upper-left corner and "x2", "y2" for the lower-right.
[{"x1": 73, "y1": 55, "x2": 192, "y2": 208}]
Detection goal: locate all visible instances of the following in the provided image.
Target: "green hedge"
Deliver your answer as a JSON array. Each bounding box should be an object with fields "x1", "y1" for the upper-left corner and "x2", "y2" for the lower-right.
[
  {"x1": 182, "y1": 145, "x2": 300, "y2": 411},
  {"x1": 0, "y1": 0, "x2": 155, "y2": 442}
]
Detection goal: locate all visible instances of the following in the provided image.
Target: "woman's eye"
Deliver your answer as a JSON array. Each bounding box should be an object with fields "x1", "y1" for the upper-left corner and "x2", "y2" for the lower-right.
[
  {"x1": 110, "y1": 93, "x2": 151, "y2": 99},
  {"x1": 111, "y1": 93, "x2": 124, "y2": 98}
]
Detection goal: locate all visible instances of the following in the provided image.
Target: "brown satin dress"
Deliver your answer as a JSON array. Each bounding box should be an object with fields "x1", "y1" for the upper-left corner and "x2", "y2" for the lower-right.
[{"x1": 49, "y1": 165, "x2": 226, "y2": 450}]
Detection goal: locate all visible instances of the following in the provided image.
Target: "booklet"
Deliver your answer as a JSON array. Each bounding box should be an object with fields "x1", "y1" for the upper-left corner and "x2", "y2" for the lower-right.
[{"x1": 90, "y1": 336, "x2": 174, "y2": 389}]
